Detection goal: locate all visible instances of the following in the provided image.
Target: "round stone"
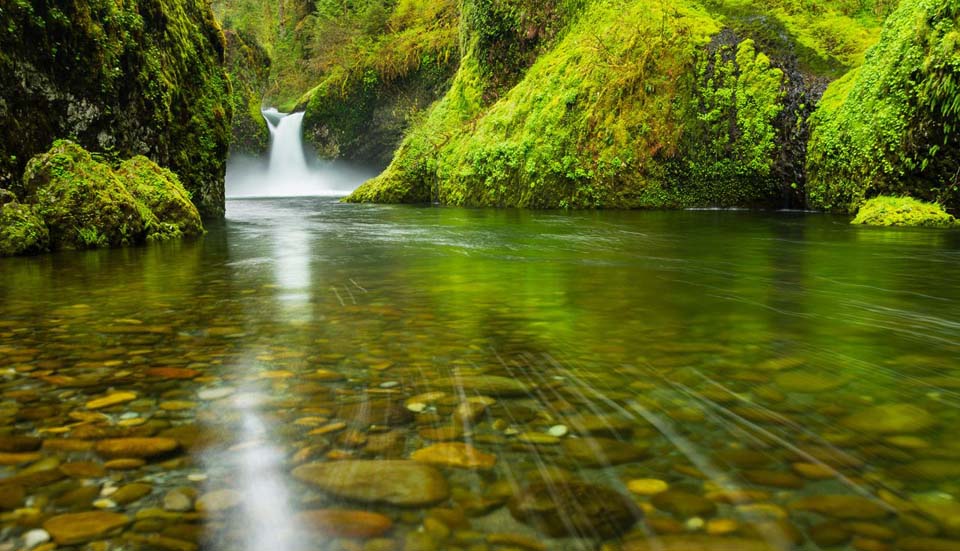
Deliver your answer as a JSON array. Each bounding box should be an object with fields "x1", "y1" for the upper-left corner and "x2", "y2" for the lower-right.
[
  {"x1": 841, "y1": 403, "x2": 936, "y2": 434},
  {"x1": 509, "y1": 481, "x2": 640, "y2": 538},
  {"x1": 43, "y1": 511, "x2": 130, "y2": 545},
  {"x1": 651, "y1": 490, "x2": 717, "y2": 518},
  {"x1": 296, "y1": 509, "x2": 393, "y2": 538},
  {"x1": 411, "y1": 443, "x2": 497, "y2": 470},
  {"x1": 94, "y1": 437, "x2": 179, "y2": 459},
  {"x1": 627, "y1": 478, "x2": 669, "y2": 496},
  {"x1": 292, "y1": 460, "x2": 449, "y2": 507}
]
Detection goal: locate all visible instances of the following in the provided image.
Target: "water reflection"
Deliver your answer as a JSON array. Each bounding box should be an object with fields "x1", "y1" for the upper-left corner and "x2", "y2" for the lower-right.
[{"x1": 0, "y1": 200, "x2": 959, "y2": 551}]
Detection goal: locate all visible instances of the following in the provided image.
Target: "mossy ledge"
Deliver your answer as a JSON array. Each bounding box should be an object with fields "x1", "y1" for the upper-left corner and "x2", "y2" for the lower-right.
[
  {"x1": 0, "y1": 0, "x2": 232, "y2": 217},
  {"x1": 0, "y1": 140, "x2": 204, "y2": 257},
  {"x1": 852, "y1": 196, "x2": 958, "y2": 228}
]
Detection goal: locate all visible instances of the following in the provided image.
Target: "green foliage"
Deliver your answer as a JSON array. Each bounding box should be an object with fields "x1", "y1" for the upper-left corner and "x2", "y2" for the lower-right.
[
  {"x1": 0, "y1": 0, "x2": 232, "y2": 217},
  {"x1": 116, "y1": 156, "x2": 205, "y2": 241},
  {"x1": 0, "y1": 202, "x2": 49, "y2": 257},
  {"x1": 349, "y1": 0, "x2": 886, "y2": 209},
  {"x1": 851, "y1": 195, "x2": 958, "y2": 227},
  {"x1": 806, "y1": 0, "x2": 960, "y2": 212},
  {"x1": 298, "y1": 0, "x2": 460, "y2": 163},
  {"x1": 224, "y1": 30, "x2": 272, "y2": 156}
]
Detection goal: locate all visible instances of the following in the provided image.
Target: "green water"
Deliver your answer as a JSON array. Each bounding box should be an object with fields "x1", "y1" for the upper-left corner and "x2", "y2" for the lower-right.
[{"x1": 1, "y1": 198, "x2": 959, "y2": 550}]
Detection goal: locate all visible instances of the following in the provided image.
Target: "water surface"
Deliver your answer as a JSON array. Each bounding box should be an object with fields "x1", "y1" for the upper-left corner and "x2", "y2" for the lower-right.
[{"x1": 1, "y1": 198, "x2": 959, "y2": 550}]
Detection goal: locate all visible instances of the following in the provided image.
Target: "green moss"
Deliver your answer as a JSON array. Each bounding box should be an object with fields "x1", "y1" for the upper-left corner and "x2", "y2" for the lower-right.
[
  {"x1": 224, "y1": 29, "x2": 271, "y2": 156},
  {"x1": 806, "y1": 0, "x2": 960, "y2": 212},
  {"x1": 0, "y1": 0, "x2": 232, "y2": 217},
  {"x1": 0, "y1": 203, "x2": 49, "y2": 257},
  {"x1": 348, "y1": 0, "x2": 884, "y2": 209},
  {"x1": 23, "y1": 141, "x2": 146, "y2": 250},
  {"x1": 116, "y1": 156, "x2": 205, "y2": 241},
  {"x1": 852, "y1": 196, "x2": 958, "y2": 227}
]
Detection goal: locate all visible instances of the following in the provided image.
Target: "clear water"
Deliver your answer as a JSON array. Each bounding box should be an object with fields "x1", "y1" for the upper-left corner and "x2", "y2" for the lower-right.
[{"x1": 1, "y1": 198, "x2": 959, "y2": 550}]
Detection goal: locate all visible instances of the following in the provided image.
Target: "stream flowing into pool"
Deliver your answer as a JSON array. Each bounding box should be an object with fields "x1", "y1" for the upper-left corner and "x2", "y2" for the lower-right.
[{"x1": 1, "y1": 198, "x2": 959, "y2": 551}]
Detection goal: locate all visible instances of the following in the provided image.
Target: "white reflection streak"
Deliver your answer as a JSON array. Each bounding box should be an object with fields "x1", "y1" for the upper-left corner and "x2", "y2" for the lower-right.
[{"x1": 234, "y1": 399, "x2": 307, "y2": 551}]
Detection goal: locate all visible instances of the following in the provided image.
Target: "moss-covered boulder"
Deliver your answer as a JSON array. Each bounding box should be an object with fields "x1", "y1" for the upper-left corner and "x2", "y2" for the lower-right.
[
  {"x1": 0, "y1": 203, "x2": 49, "y2": 257},
  {"x1": 0, "y1": 0, "x2": 231, "y2": 217},
  {"x1": 23, "y1": 141, "x2": 146, "y2": 250},
  {"x1": 806, "y1": 0, "x2": 960, "y2": 212},
  {"x1": 116, "y1": 157, "x2": 205, "y2": 241},
  {"x1": 851, "y1": 196, "x2": 958, "y2": 228}
]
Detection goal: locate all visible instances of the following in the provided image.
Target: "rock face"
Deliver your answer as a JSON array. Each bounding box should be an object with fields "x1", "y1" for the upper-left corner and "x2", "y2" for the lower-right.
[
  {"x1": 292, "y1": 460, "x2": 450, "y2": 507},
  {"x1": 43, "y1": 511, "x2": 130, "y2": 545},
  {"x1": 0, "y1": 0, "x2": 231, "y2": 217},
  {"x1": 508, "y1": 481, "x2": 640, "y2": 538}
]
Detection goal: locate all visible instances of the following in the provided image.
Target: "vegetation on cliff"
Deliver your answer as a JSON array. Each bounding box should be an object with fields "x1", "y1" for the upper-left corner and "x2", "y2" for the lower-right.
[
  {"x1": 348, "y1": 0, "x2": 888, "y2": 208},
  {"x1": 806, "y1": 0, "x2": 960, "y2": 212},
  {"x1": 852, "y1": 195, "x2": 958, "y2": 227},
  {"x1": 0, "y1": 141, "x2": 203, "y2": 256},
  {"x1": 224, "y1": 30, "x2": 273, "y2": 156},
  {"x1": 0, "y1": 0, "x2": 232, "y2": 217}
]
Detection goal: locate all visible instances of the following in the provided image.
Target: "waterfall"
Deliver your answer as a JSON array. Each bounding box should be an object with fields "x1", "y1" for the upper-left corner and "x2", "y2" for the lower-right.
[{"x1": 224, "y1": 108, "x2": 377, "y2": 199}]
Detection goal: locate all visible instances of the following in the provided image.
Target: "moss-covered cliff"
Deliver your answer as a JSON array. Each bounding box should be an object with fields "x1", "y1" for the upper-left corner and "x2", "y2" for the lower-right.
[
  {"x1": 0, "y1": 0, "x2": 232, "y2": 217},
  {"x1": 224, "y1": 29, "x2": 272, "y2": 156},
  {"x1": 346, "y1": 0, "x2": 887, "y2": 208},
  {"x1": 806, "y1": 0, "x2": 960, "y2": 212}
]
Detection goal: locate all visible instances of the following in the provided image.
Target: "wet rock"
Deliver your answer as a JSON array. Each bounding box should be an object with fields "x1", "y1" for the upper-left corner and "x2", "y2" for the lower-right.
[
  {"x1": 891, "y1": 460, "x2": 960, "y2": 482},
  {"x1": 146, "y1": 367, "x2": 200, "y2": 379},
  {"x1": 809, "y1": 521, "x2": 851, "y2": 546},
  {"x1": 86, "y1": 391, "x2": 137, "y2": 409},
  {"x1": 105, "y1": 458, "x2": 146, "y2": 470},
  {"x1": 23, "y1": 528, "x2": 51, "y2": 549},
  {"x1": 60, "y1": 461, "x2": 107, "y2": 478},
  {"x1": 841, "y1": 403, "x2": 936, "y2": 434},
  {"x1": 563, "y1": 414, "x2": 636, "y2": 437},
  {"x1": 789, "y1": 495, "x2": 890, "y2": 520},
  {"x1": 112, "y1": 483, "x2": 153, "y2": 505},
  {"x1": 435, "y1": 376, "x2": 531, "y2": 397},
  {"x1": 452, "y1": 401, "x2": 488, "y2": 424},
  {"x1": 896, "y1": 537, "x2": 960, "y2": 551},
  {"x1": 195, "y1": 489, "x2": 242, "y2": 513},
  {"x1": 0, "y1": 484, "x2": 25, "y2": 510},
  {"x1": 0, "y1": 435, "x2": 41, "y2": 452},
  {"x1": 54, "y1": 486, "x2": 100, "y2": 508},
  {"x1": 562, "y1": 437, "x2": 649, "y2": 467},
  {"x1": 293, "y1": 460, "x2": 449, "y2": 507},
  {"x1": 95, "y1": 437, "x2": 180, "y2": 458},
  {"x1": 163, "y1": 490, "x2": 193, "y2": 512},
  {"x1": 43, "y1": 511, "x2": 130, "y2": 545},
  {"x1": 651, "y1": 490, "x2": 717, "y2": 518},
  {"x1": 509, "y1": 481, "x2": 639, "y2": 538},
  {"x1": 338, "y1": 400, "x2": 414, "y2": 427},
  {"x1": 297, "y1": 509, "x2": 393, "y2": 538},
  {"x1": 741, "y1": 470, "x2": 805, "y2": 489},
  {"x1": 627, "y1": 479, "x2": 669, "y2": 496},
  {"x1": 411, "y1": 443, "x2": 497, "y2": 469},
  {"x1": 623, "y1": 535, "x2": 783, "y2": 549}
]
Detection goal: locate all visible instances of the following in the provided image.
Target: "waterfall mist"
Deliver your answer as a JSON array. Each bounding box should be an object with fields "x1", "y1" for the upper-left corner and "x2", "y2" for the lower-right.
[{"x1": 225, "y1": 108, "x2": 380, "y2": 198}]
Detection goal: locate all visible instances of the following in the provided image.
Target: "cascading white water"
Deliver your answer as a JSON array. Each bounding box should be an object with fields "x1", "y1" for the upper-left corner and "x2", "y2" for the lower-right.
[
  {"x1": 265, "y1": 109, "x2": 311, "y2": 185},
  {"x1": 224, "y1": 108, "x2": 377, "y2": 198}
]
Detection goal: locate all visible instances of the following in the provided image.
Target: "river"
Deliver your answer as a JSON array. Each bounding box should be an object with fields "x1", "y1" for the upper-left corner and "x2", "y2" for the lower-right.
[{"x1": 0, "y1": 197, "x2": 958, "y2": 550}]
